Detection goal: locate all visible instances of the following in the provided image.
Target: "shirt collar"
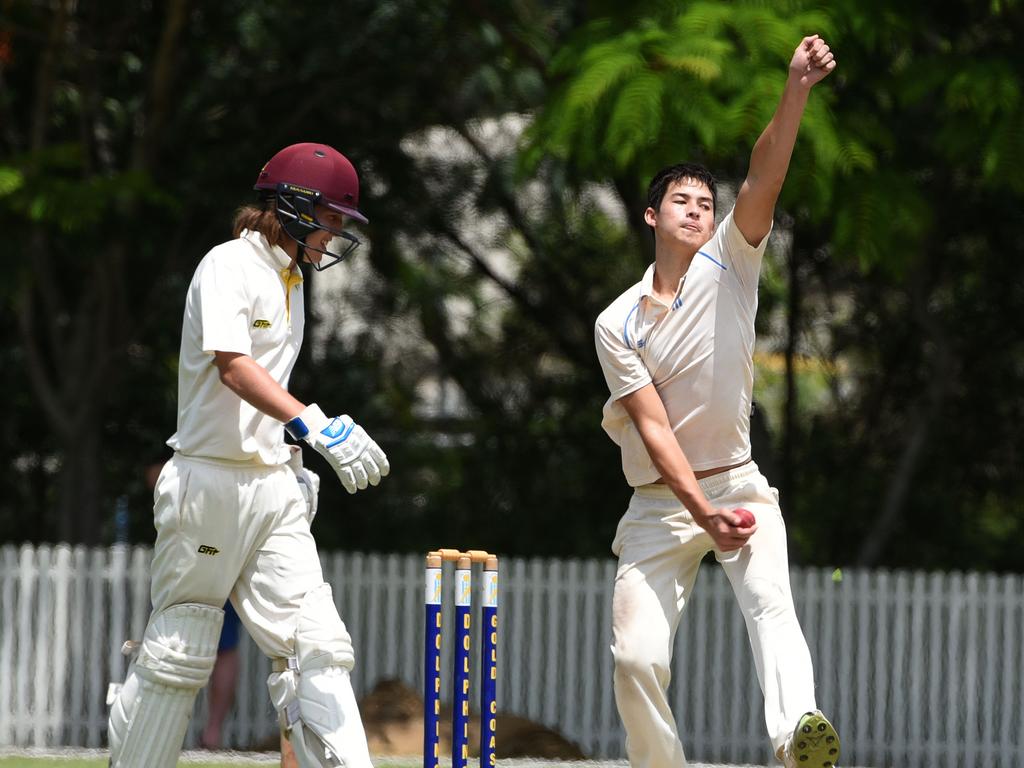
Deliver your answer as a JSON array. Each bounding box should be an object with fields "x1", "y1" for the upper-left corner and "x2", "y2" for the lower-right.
[
  {"x1": 639, "y1": 263, "x2": 656, "y2": 298},
  {"x1": 241, "y1": 228, "x2": 293, "y2": 271},
  {"x1": 640, "y1": 262, "x2": 686, "y2": 308}
]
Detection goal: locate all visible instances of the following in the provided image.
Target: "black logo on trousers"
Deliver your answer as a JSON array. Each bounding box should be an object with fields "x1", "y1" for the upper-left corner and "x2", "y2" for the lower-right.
[{"x1": 197, "y1": 544, "x2": 220, "y2": 556}]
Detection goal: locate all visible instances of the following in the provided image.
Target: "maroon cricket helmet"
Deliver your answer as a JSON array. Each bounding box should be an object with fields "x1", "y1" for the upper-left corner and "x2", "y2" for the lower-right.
[{"x1": 254, "y1": 142, "x2": 368, "y2": 224}]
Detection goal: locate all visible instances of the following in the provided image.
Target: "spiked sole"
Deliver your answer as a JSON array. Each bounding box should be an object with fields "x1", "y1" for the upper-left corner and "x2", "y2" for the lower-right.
[{"x1": 789, "y1": 710, "x2": 841, "y2": 767}]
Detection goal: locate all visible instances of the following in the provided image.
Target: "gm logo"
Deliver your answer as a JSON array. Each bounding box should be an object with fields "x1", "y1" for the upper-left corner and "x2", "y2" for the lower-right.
[
  {"x1": 253, "y1": 319, "x2": 272, "y2": 329},
  {"x1": 197, "y1": 545, "x2": 220, "y2": 556}
]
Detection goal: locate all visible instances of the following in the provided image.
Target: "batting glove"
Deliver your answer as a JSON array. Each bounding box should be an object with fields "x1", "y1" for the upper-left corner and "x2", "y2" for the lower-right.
[{"x1": 284, "y1": 404, "x2": 390, "y2": 494}]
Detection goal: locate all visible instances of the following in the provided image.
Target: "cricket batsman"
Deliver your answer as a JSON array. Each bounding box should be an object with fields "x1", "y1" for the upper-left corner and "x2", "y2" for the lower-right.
[{"x1": 106, "y1": 143, "x2": 388, "y2": 768}]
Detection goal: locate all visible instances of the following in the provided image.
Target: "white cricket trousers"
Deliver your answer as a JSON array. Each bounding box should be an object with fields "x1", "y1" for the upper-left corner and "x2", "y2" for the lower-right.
[
  {"x1": 150, "y1": 453, "x2": 337, "y2": 659},
  {"x1": 610, "y1": 461, "x2": 816, "y2": 767}
]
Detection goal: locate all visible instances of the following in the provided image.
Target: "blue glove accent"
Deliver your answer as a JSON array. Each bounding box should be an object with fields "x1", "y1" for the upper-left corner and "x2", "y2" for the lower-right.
[
  {"x1": 323, "y1": 418, "x2": 356, "y2": 447},
  {"x1": 284, "y1": 416, "x2": 310, "y2": 440}
]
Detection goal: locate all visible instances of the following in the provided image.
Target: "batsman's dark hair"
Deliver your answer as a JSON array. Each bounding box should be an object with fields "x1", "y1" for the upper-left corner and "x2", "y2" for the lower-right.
[
  {"x1": 232, "y1": 200, "x2": 287, "y2": 248},
  {"x1": 646, "y1": 162, "x2": 718, "y2": 217}
]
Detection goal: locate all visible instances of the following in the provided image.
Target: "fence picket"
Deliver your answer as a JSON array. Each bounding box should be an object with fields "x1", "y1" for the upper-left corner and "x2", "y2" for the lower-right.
[
  {"x1": 1015, "y1": 577, "x2": 1024, "y2": 764},
  {"x1": 579, "y1": 558, "x2": 598, "y2": 752},
  {"x1": 980, "y1": 574, "x2": 1000, "y2": 768},
  {"x1": 67, "y1": 547, "x2": 87, "y2": 745},
  {"x1": 526, "y1": 557, "x2": 543, "y2": 723},
  {"x1": 86, "y1": 548, "x2": 106, "y2": 747},
  {"x1": 889, "y1": 571, "x2": 909, "y2": 768},
  {"x1": 999, "y1": 575, "x2": 1018, "y2": 762},
  {"x1": 16, "y1": 544, "x2": 37, "y2": 744},
  {"x1": 595, "y1": 559, "x2": 616, "y2": 758},
  {"x1": 686, "y1": 568, "x2": 706, "y2": 756},
  {"x1": 563, "y1": 559, "x2": 579, "y2": 741},
  {"x1": 543, "y1": 558, "x2": 561, "y2": 728},
  {"x1": 964, "y1": 573, "x2": 980, "y2": 768},
  {"x1": 50, "y1": 546, "x2": 71, "y2": 745},
  {"x1": 0, "y1": 546, "x2": 16, "y2": 744},
  {"x1": 504, "y1": 557, "x2": 523, "y2": 721}
]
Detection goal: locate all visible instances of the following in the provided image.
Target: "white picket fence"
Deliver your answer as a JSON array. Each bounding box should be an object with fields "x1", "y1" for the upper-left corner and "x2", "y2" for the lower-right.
[{"x1": 1, "y1": 544, "x2": 1023, "y2": 767}]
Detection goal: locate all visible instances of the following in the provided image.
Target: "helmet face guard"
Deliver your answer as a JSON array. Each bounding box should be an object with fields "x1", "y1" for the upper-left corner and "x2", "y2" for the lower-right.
[
  {"x1": 272, "y1": 182, "x2": 361, "y2": 271},
  {"x1": 254, "y1": 143, "x2": 369, "y2": 271}
]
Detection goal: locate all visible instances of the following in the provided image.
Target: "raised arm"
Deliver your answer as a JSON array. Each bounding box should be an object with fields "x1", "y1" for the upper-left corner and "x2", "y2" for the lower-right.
[
  {"x1": 619, "y1": 384, "x2": 755, "y2": 552},
  {"x1": 733, "y1": 34, "x2": 836, "y2": 246}
]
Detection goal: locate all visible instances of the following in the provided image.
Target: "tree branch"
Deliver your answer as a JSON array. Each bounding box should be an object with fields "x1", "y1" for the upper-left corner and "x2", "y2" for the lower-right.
[
  {"x1": 856, "y1": 262, "x2": 954, "y2": 565},
  {"x1": 133, "y1": 0, "x2": 190, "y2": 171},
  {"x1": 438, "y1": 220, "x2": 590, "y2": 367},
  {"x1": 28, "y1": 0, "x2": 72, "y2": 153},
  {"x1": 452, "y1": 123, "x2": 597, "y2": 356},
  {"x1": 15, "y1": 285, "x2": 68, "y2": 437}
]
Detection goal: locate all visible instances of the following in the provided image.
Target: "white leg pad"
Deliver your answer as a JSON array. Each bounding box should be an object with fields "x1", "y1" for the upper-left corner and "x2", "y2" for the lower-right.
[
  {"x1": 267, "y1": 583, "x2": 371, "y2": 768},
  {"x1": 108, "y1": 603, "x2": 224, "y2": 768}
]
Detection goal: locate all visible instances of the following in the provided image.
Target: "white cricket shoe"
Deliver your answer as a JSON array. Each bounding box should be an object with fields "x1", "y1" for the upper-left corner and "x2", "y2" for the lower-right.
[{"x1": 780, "y1": 710, "x2": 841, "y2": 767}]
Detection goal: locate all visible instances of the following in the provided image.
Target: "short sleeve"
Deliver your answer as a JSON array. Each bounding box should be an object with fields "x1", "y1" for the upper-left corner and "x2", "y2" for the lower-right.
[
  {"x1": 595, "y1": 310, "x2": 652, "y2": 402},
  {"x1": 716, "y1": 210, "x2": 771, "y2": 290},
  {"x1": 196, "y1": 253, "x2": 253, "y2": 356}
]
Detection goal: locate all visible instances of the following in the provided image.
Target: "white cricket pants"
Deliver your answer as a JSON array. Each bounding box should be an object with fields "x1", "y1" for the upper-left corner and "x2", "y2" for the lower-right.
[
  {"x1": 150, "y1": 453, "x2": 346, "y2": 660},
  {"x1": 610, "y1": 462, "x2": 816, "y2": 767}
]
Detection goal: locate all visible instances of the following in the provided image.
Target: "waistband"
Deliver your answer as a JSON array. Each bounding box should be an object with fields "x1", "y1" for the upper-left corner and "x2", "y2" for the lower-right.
[
  {"x1": 634, "y1": 460, "x2": 761, "y2": 499},
  {"x1": 173, "y1": 452, "x2": 286, "y2": 472}
]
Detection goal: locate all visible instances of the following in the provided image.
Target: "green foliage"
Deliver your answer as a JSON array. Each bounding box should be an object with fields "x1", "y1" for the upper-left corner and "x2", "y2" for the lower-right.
[
  {"x1": 0, "y1": 167, "x2": 23, "y2": 197},
  {"x1": 525, "y1": 1, "x2": 838, "y2": 180},
  {"x1": 5, "y1": 154, "x2": 176, "y2": 234}
]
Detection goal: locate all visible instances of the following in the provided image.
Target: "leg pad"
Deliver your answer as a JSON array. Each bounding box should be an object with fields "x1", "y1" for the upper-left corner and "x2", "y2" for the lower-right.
[
  {"x1": 267, "y1": 584, "x2": 370, "y2": 768},
  {"x1": 108, "y1": 603, "x2": 223, "y2": 768}
]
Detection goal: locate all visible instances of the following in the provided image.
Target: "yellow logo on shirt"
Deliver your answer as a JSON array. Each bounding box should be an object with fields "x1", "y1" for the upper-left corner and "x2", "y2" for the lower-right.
[{"x1": 253, "y1": 319, "x2": 272, "y2": 329}]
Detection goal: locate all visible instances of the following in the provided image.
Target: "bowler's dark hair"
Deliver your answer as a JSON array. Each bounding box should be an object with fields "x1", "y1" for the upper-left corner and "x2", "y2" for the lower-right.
[{"x1": 646, "y1": 162, "x2": 718, "y2": 217}]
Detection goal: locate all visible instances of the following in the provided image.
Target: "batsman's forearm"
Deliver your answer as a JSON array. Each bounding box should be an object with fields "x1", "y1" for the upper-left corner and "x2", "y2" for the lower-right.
[{"x1": 213, "y1": 352, "x2": 305, "y2": 423}]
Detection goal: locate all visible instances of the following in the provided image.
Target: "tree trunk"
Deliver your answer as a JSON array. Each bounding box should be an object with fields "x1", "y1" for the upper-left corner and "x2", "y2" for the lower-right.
[
  {"x1": 56, "y1": 425, "x2": 102, "y2": 544},
  {"x1": 857, "y1": 266, "x2": 953, "y2": 566}
]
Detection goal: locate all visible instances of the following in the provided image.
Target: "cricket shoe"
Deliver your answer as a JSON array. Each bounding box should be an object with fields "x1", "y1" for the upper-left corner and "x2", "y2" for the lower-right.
[{"x1": 780, "y1": 710, "x2": 841, "y2": 767}]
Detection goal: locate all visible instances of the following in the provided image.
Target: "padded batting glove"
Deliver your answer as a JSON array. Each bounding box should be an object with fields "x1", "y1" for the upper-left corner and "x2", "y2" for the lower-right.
[{"x1": 284, "y1": 404, "x2": 390, "y2": 494}]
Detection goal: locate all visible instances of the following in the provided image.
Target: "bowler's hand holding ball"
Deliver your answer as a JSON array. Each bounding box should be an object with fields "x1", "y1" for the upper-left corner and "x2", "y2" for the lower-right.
[{"x1": 732, "y1": 507, "x2": 756, "y2": 529}]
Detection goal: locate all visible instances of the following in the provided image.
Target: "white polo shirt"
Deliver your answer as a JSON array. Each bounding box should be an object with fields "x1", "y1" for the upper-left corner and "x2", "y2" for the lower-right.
[
  {"x1": 595, "y1": 210, "x2": 770, "y2": 486},
  {"x1": 167, "y1": 229, "x2": 305, "y2": 465}
]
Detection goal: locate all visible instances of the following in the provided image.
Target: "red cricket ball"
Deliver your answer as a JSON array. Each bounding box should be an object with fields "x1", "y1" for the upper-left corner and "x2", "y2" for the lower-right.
[{"x1": 734, "y1": 508, "x2": 756, "y2": 528}]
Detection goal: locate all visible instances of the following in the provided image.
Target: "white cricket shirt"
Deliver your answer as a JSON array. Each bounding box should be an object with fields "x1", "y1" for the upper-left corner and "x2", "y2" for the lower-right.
[
  {"x1": 595, "y1": 210, "x2": 770, "y2": 486},
  {"x1": 167, "y1": 229, "x2": 305, "y2": 465}
]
